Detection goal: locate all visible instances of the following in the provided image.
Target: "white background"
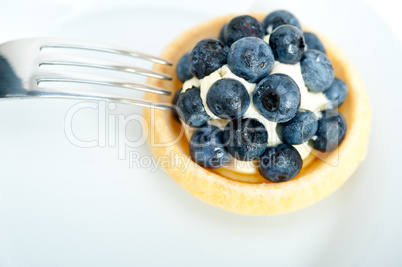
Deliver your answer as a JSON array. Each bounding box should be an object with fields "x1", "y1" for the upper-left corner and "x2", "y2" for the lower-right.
[{"x1": 0, "y1": 0, "x2": 401, "y2": 266}]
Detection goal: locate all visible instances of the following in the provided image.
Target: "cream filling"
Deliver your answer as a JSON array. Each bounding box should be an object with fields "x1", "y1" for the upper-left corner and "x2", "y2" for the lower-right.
[{"x1": 181, "y1": 43, "x2": 330, "y2": 174}]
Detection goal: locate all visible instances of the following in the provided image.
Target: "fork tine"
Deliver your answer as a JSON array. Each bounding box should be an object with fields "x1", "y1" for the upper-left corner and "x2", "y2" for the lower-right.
[
  {"x1": 36, "y1": 90, "x2": 172, "y2": 110},
  {"x1": 36, "y1": 71, "x2": 171, "y2": 95},
  {"x1": 39, "y1": 57, "x2": 172, "y2": 80},
  {"x1": 39, "y1": 38, "x2": 173, "y2": 66}
]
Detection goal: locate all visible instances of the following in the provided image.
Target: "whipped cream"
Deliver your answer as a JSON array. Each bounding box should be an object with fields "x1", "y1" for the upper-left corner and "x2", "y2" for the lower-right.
[{"x1": 180, "y1": 38, "x2": 330, "y2": 174}]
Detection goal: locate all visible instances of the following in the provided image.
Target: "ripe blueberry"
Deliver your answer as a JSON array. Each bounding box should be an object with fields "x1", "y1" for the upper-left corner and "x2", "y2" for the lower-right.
[
  {"x1": 276, "y1": 109, "x2": 318, "y2": 145},
  {"x1": 258, "y1": 143, "x2": 303, "y2": 182},
  {"x1": 269, "y1": 25, "x2": 305, "y2": 64},
  {"x1": 300, "y1": 49, "x2": 334, "y2": 92},
  {"x1": 190, "y1": 38, "x2": 229, "y2": 79},
  {"x1": 304, "y1": 32, "x2": 326, "y2": 54},
  {"x1": 219, "y1": 24, "x2": 227, "y2": 44},
  {"x1": 227, "y1": 37, "x2": 275, "y2": 83},
  {"x1": 176, "y1": 52, "x2": 193, "y2": 82},
  {"x1": 323, "y1": 78, "x2": 348, "y2": 108},
  {"x1": 190, "y1": 125, "x2": 231, "y2": 169},
  {"x1": 262, "y1": 10, "x2": 302, "y2": 35},
  {"x1": 206, "y1": 78, "x2": 250, "y2": 119},
  {"x1": 253, "y1": 73, "x2": 301, "y2": 123},
  {"x1": 177, "y1": 87, "x2": 210, "y2": 127},
  {"x1": 222, "y1": 118, "x2": 268, "y2": 161},
  {"x1": 309, "y1": 109, "x2": 347, "y2": 152},
  {"x1": 224, "y1": 15, "x2": 264, "y2": 46},
  {"x1": 171, "y1": 88, "x2": 182, "y2": 121}
]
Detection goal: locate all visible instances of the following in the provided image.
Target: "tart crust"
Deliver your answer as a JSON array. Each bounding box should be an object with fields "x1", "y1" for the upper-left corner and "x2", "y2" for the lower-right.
[{"x1": 143, "y1": 13, "x2": 371, "y2": 215}]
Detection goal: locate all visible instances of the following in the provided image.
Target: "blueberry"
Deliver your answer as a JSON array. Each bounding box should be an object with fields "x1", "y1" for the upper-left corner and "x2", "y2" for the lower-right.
[
  {"x1": 323, "y1": 78, "x2": 348, "y2": 108},
  {"x1": 300, "y1": 49, "x2": 334, "y2": 92},
  {"x1": 190, "y1": 38, "x2": 229, "y2": 79},
  {"x1": 171, "y1": 88, "x2": 182, "y2": 121},
  {"x1": 206, "y1": 78, "x2": 250, "y2": 119},
  {"x1": 190, "y1": 125, "x2": 231, "y2": 169},
  {"x1": 262, "y1": 10, "x2": 302, "y2": 35},
  {"x1": 276, "y1": 109, "x2": 318, "y2": 145},
  {"x1": 304, "y1": 32, "x2": 326, "y2": 54},
  {"x1": 176, "y1": 87, "x2": 210, "y2": 127},
  {"x1": 258, "y1": 143, "x2": 303, "y2": 182},
  {"x1": 227, "y1": 37, "x2": 275, "y2": 83},
  {"x1": 269, "y1": 25, "x2": 305, "y2": 64},
  {"x1": 224, "y1": 15, "x2": 264, "y2": 46},
  {"x1": 222, "y1": 118, "x2": 268, "y2": 161},
  {"x1": 176, "y1": 52, "x2": 193, "y2": 82},
  {"x1": 219, "y1": 24, "x2": 227, "y2": 44},
  {"x1": 309, "y1": 109, "x2": 347, "y2": 152},
  {"x1": 253, "y1": 73, "x2": 301, "y2": 123}
]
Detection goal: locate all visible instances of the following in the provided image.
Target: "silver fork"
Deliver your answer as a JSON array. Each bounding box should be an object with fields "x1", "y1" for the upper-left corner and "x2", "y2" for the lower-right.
[{"x1": 0, "y1": 38, "x2": 173, "y2": 110}]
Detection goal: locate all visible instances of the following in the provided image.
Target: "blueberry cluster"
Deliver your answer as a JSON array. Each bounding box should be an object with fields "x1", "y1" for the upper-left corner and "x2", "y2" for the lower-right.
[{"x1": 173, "y1": 11, "x2": 348, "y2": 183}]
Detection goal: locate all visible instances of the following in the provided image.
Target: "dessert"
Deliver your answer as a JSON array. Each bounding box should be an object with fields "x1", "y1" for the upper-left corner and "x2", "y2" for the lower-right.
[{"x1": 143, "y1": 12, "x2": 371, "y2": 215}]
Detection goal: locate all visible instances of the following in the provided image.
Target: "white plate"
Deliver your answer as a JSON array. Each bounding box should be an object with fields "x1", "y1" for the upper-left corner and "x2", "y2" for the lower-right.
[{"x1": 0, "y1": 0, "x2": 401, "y2": 266}]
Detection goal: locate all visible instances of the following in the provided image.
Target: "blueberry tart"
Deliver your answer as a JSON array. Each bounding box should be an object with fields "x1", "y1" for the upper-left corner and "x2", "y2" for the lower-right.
[{"x1": 143, "y1": 12, "x2": 371, "y2": 215}]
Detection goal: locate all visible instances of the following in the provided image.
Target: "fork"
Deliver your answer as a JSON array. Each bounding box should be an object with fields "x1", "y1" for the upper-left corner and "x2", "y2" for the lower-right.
[{"x1": 0, "y1": 38, "x2": 173, "y2": 110}]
